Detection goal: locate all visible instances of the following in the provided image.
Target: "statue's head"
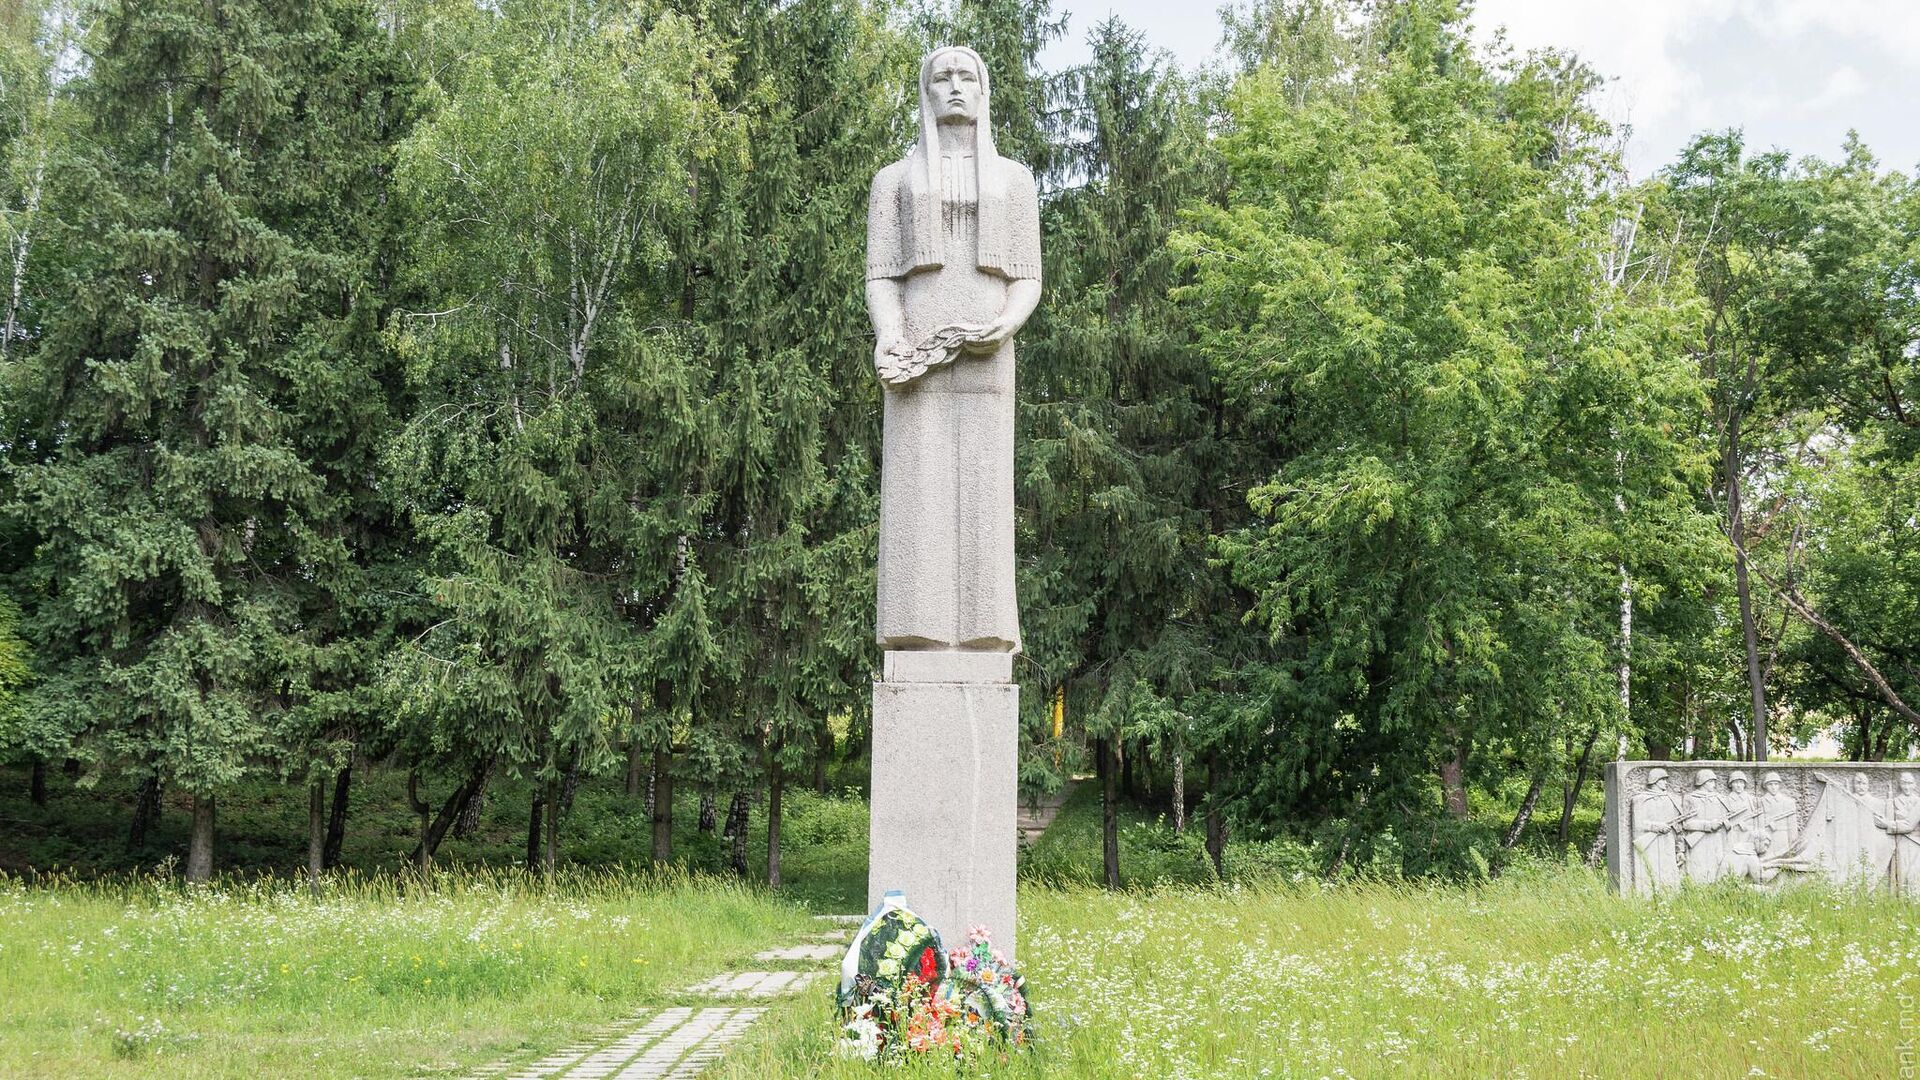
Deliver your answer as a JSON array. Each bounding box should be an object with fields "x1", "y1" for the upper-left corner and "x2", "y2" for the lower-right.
[
  {"x1": 1646, "y1": 767, "x2": 1668, "y2": 791},
  {"x1": 923, "y1": 47, "x2": 986, "y2": 126},
  {"x1": 1853, "y1": 773, "x2": 1871, "y2": 795},
  {"x1": 1694, "y1": 769, "x2": 1719, "y2": 793},
  {"x1": 1763, "y1": 772, "x2": 1783, "y2": 793},
  {"x1": 1729, "y1": 771, "x2": 1749, "y2": 793},
  {"x1": 1902, "y1": 774, "x2": 1916, "y2": 795}
]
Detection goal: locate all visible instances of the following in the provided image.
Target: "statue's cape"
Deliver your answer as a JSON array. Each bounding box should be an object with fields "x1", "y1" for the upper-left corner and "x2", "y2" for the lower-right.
[{"x1": 866, "y1": 153, "x2": 1041, "y2": 283}]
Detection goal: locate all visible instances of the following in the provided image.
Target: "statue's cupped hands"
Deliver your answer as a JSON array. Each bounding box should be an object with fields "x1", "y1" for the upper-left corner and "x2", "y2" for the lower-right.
[{"x1": 875, "y1": 323, "x2": 999, "y2": 386}]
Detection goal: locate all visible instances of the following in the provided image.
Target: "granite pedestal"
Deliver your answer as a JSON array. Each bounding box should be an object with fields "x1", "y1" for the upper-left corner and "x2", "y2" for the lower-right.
[{"x1": 867, "y1": 650, "x2": 1019, "y2": 958}]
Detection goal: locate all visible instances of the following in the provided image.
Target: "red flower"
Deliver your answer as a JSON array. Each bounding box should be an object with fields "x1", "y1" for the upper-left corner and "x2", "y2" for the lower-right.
[{"x1": 917, "y1": 947, "x2": 937, "y2": 984}]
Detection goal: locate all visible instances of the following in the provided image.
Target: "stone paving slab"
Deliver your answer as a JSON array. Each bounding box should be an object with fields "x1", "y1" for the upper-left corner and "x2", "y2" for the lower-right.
[
  {"x1": 813, "y1": 913, "x2": 864, "y2": 925},
  {"x1": 465, "y1": 929, "x2": 851, "y2": 1080},
  {"x1": 610, "y1": 1009, "x2": 734, "y2": 1080},
  {"x1": 661, "y1": 1009, "x2": 764, "y2": 1078},
  {"x1": 562, "y1": 1009, "x2": 693, "y2": 1080},
  {"x1": 752, "y1": 943, "x2": 841, "y2": 962},
  {"x1": 812, "y1": 928, "x2": 852, "y2": 943},
  {"x1": 684, "y1": 969, "x2": 825, "y2": 999}
]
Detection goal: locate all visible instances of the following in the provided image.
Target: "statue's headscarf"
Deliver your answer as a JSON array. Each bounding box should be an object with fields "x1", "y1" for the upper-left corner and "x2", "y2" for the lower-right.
[{"x1": 915, "y1": 46, "x2": 995, "y2": 269}]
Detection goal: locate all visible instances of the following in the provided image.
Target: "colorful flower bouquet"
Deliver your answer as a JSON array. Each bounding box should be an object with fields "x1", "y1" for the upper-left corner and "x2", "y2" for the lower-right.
[{"x1": 836, "y1": 897, "x2": 1029, "y2": 1063}]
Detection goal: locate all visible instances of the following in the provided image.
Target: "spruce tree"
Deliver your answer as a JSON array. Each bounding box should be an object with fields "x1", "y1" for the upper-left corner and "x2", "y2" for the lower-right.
[
  {"x1": 659, "y1": 0, "x2": 912, "y2": 881},
  {"x1": 383, "y1": 0, "x2": 725, "y2": 873},
  {"x1": 3, "y1": 0, "x2": 411, "y2": 881}
]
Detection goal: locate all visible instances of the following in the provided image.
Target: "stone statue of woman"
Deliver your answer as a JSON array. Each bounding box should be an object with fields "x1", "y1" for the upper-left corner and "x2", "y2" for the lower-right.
[{"x1": 866, "y1": 46, "x2": 1041, "y2": 653}]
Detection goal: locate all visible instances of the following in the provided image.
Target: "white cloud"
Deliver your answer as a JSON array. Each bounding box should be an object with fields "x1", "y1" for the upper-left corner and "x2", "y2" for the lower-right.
[
  {"x1": 1803, "y1": 65, "x2": 1867, "y2": 112},
  {"x1": 1466, "y1": 0, "x2": 1920, "y2": 174}
]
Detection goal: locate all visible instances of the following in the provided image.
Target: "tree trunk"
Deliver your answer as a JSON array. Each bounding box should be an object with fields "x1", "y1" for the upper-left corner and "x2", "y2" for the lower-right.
[
  {"x1": 409, "y1": 761, "x2": 492, "y2": 867},
  {"x1": 626, "y1": 738, "x2": 646, "y2": 798},
  {"x1": 559, "y1": 757, "x2": 581, "y2": 819},
  {"x1": 28, "y1": 757, "x2": 46, "y2": 806},
  {"x1": 542, "y1": 776, "x2": 559, "y2": 878},
  {"x1": 307, "y1": 780, "x2": 325, "y2": 892},
  {"x1": 725, "y1": 790, "x2": 751, "y2": 877},
  {"x1": 767, "y1": 756, "x2": 784, "y2": 889},
  {"x1": 1098, "y1": 737, "x2": 1120, "y2": 889},
  {"x1": 454, "y1": 759, "x2": 489, "y2": 840},
  {"x1": 1171, "y1": 742, "x2": 1186, "y2": 835},
  {"x1": 698, "y1": 789, "x2": 717, "y2": 833},
  {"x1": 1120, "y1": 740, "x2": 1136, "y2": 804},
  {"x1": 185, "y1": 794, "x2": 215, "y2": 884},
  {"x1": 129, "y1": 773, "x2": 163, "y2": 851},
  {"x1": 1502, "y1": 770, "x2": 1546, "y2": 850},
  {"x1": 817, "y1": 722, "x2": 833, "y2": 791},
  {"x1": 525, "y1": 789, "x2": 544, "y2": 873},
  {"x1": 1204, "y1": 753, "x2": 1226, "y2": 878},
  {"x1": 1557, "y1": 725, "x2": 1601, "y2": 848},
  {"x1": 650, "y1": 746, "x2": 674, "y2": 864},
  {"x1": 1439, "y1": 742, "x2": 1469, "y2": 819},
  {"x1": 1726, "y1": 419, "x2": 1770, "y2": 760},
  {"x1": 407, "y1": 771, "x2": 432, "y2": 873},
  {"x1": 323, "y1": 766, "x2": 350, "y2": 869}
]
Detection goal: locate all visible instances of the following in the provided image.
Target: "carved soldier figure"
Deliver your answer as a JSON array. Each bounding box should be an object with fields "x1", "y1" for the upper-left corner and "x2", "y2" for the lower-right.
[
  {"x1": 866, "y1": 45, "x2": 1041, "y2": 654},
  {"x1": 1818, "y1": 771, "x2": 1893, "y2": 886},
  {"x1": 1681, "y1": 770, "x2": 1729, "y2": 884},
  {"x1": 1722, "y1": 771, "x2": 1763, "y2": 883},
  {"x1": 1876, "y1": 773, "x2": 1920, "y2": 896},
  {"x1": 1631, "y1": 768, "x2": 1684, "y2": 891},
  {"x1": 1756, "y1": 771, "x2": 1797, "y2": 858}
]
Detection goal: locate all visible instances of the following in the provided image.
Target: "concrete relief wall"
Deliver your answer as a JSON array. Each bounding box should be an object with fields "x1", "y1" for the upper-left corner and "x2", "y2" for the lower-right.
[{"x1": 1605, "y1": 761, "x2": 1920, "y2": 896}]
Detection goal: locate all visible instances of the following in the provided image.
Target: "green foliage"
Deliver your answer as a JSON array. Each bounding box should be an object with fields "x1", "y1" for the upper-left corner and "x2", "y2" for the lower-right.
[
  {"x1": 1174, "y1": 0, "x2": 1719, "y2": 834},
  {"x1": 1, "y1": 1, "x2": 412, "y2": 820},
  {"x1": 0, "y1": 0, "x2": 1912, "y2": 893}
]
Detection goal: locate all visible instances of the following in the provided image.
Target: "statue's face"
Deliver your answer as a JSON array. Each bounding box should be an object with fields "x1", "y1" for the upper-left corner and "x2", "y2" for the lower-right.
[
  {"x1": 1902, "y1": 775, "x2": 1916, "y2": 795},
  {"x1": 1854, "y1": 775, "x2": 1870, "y2": 795},
  {"x1": 926, "y1": 51, "x2": 983, "y2": 124},
  {"x1": 1731, "y1": 779, "x2": 1747, "y2": 793},
  {"x1": 1765, "y1": 780, "x2": 1782, "y2": 794},
  {"x1": 1699, "y1": 777, "x2": 1718, "y2": 793}
]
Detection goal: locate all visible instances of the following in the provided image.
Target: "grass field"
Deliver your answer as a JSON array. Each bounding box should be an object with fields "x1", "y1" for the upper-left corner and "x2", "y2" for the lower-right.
[
  {"x1": 0, "y1": 869, "x2": 810, "y2": 1079},
  {"x1": 717, "y1": 870, "x2": 1917, "y2": 1079},
  {"x1": 4, "y1": 764, "x2": 1911, "y2": 1078}
]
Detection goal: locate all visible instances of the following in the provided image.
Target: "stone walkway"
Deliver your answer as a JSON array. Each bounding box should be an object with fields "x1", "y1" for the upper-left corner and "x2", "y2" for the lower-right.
[
  {"x1": 461, "y1": 915, "x2": 856, "y2": 1080},
  {"x1": 1017, "y1": 779, "x2": 1077, "y2": 848}
]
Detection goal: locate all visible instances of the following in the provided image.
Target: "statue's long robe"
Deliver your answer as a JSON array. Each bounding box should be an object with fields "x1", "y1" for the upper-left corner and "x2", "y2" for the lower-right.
[{"x1": 867, "y1": 151, "x2": 1040, "y2": 652}]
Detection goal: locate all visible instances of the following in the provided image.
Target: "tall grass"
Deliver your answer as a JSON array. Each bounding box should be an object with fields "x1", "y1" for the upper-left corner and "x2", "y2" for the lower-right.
[
  {"x1": 0, "y1": 866, "x2": 808, "y2": 1078},
  {"x1": 711, "y1": 866, "x2": 1918, "y2": 1079}
]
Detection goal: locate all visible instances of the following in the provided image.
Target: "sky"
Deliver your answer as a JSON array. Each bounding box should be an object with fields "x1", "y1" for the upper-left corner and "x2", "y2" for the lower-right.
[{"x1": 1037, "y1": 0, "x2": 1920, "y2": 179}]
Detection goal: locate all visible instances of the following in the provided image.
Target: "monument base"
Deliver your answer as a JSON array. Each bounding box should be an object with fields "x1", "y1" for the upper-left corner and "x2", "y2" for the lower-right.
[{"x1": 868, "y1": 652, "x2": 1019, "y2": 958}]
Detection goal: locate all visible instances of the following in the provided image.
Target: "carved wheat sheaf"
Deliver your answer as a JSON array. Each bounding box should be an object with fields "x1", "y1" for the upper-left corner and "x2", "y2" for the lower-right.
[{"x1": 875, "y1": 325, "x2": 978, "y2": 386}]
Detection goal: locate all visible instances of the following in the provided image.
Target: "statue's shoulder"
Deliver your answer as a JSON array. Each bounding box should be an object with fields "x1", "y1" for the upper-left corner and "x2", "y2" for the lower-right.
[
  {"x1": 872, "y1": 158, "x2": 912, "y2": 192},
  {"x1": 993, "y1": 156, "x2": 1037, "y2": 189}
]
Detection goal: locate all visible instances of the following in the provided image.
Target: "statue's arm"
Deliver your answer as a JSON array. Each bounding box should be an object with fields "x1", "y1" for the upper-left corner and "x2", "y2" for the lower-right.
[
  {"x1": 969, "y1": 165, "x2": 1043, "y2": 350},
  {"x1": 866, "y1": 165, "x2": 909, "y2": 368},
  {"x1": 867, "y1": 278, "x2": 907, "y2": 356}
]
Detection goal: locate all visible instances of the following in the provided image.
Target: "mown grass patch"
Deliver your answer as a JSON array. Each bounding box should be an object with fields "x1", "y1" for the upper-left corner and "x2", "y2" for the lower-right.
[
  {"x1": 0, "y1": 867, "x2": 808, "y2": 1079},
  {"x1": 712, "y1": 867, "x2": 1916, "y2": 1079}
]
